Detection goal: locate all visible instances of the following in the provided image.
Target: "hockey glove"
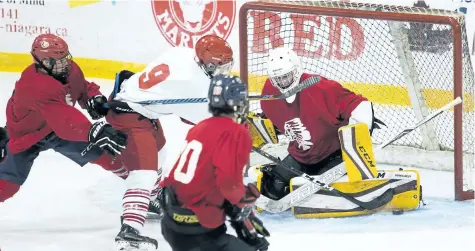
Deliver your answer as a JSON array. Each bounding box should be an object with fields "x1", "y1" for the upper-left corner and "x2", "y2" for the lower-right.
[
  {"x1": 88, "y1": 121, "x2": 127, "y2": 156},
  {"x1": 226, "y1": 184, "x2": 270, "y2": 251},
  {"x1": 237, "y1": 183, "x2": 261, "y2": 208},
  {"x1": 229, "y1": 208, "x2": 270, "y2": 251},
  {"x1": 86, "y1": 95, "x2": 109, "y2": 120},
  {"x1": 0, "y1": 127, "x2": 9, "y2": 163}
]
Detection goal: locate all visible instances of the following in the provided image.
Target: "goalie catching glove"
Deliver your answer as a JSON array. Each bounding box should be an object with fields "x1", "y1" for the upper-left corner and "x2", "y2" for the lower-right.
[
  {"x1": 246, "y1": 112, "x2": 279, "y2": 148},
  {"x1": 88, "y1": 121, "x2": 127, "y2": 156},
  {"x1": 225, "y1": 184, "x2": 270, "y2": 251}
]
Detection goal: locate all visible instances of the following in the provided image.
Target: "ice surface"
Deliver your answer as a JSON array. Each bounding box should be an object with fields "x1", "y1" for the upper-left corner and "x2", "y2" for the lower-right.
[{"x1": 0, "y1": 72, "x2": 473, "y2": 251}]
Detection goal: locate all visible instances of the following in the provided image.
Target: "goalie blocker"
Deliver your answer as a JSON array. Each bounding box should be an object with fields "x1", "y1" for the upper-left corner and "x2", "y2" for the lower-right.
[{"x1": 250, "y1": 123, "x2": 423, "y2": 218}]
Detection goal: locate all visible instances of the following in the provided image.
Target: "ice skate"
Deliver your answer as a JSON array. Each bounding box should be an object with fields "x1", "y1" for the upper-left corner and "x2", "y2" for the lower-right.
[
  {"x1": 115, "y1": 224, "x2": 158, "y2": 251},
  {"x1": 146, "y1": 197, "x2": 163, "y2": 220}
]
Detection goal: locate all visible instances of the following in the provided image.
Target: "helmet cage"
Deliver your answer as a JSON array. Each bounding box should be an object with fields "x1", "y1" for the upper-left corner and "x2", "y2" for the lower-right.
[
  {"x1": 269, "y1": 66, "x2": 300, "y2": 90},
  {"x1": 32, "y1": 52, "x2": 73, "y2": 82},
  {"x1": 198, "y1": 57, "x2": 234, "y2": 79}
]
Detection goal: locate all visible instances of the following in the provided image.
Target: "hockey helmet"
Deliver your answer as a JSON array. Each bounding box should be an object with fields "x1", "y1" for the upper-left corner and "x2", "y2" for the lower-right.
[
  {"x1": 208, "y1": 74, "x2": 248, "y2": 123},
  {"x1": 31, "y1": 34, "x2": 72, "y2": 82},
  {"x1": 195, "y1": 35, "x2": 234, "y2": 79},
  {"x1": 266, "y1": 47, "x2": 303, "y2": 92}
]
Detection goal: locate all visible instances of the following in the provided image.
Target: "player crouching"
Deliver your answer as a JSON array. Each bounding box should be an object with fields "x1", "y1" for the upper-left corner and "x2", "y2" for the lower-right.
[
  {"x1": 247, "y1": 47, "x2": 423, "y2": 218},
  {"x1": 159, "y1": 74, "x2": 270, "y2": 251}
]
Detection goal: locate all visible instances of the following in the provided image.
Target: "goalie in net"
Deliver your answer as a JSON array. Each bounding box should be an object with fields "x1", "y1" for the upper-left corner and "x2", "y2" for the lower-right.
[{"x1": 248, "y1": 47, "x2": 423, "y2": 218}]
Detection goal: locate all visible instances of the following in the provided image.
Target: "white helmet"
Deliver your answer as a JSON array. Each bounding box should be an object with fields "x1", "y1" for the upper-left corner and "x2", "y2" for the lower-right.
[{"x1": 266, "y1": 47, "x2": 303, "y2": 102}]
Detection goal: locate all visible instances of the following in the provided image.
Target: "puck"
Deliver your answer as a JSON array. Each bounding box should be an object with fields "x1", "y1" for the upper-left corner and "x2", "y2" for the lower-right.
[{"x1": 392, "y1": 209, "x2": 404, "y2": 215}]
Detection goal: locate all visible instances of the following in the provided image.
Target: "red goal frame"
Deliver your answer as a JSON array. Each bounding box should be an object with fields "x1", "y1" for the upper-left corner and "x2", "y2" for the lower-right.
[{"x1": 238, "y1": 1, "x2": 473, "y2": 201}]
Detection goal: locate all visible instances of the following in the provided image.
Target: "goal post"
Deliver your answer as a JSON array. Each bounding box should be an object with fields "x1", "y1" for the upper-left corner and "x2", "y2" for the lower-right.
[{"x1": 239, "y1": 0, "x2": 474, "y2": 201}]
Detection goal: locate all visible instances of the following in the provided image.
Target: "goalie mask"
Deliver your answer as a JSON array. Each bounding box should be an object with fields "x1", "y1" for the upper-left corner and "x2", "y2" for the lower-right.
[
  {"x1": 208, "y1": 74, "x2": 248, "y2": 124},
  {"x1": 31, "y1": 34, "x2": 72, "y2": 83},
  {"x1": 195, "y1": 35, "x2": 234, "y2": 79},
  {"x1": 266, "y1": 47, "x2": 303, "y2": 103}
]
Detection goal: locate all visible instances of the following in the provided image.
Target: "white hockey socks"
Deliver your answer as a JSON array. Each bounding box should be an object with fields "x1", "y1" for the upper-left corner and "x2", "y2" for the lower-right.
[{"x1": 122, "y1": 170, "x2": 158, "y2": 231}]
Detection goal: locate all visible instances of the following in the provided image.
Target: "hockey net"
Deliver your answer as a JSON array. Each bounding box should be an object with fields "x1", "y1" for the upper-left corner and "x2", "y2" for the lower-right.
[{"x1": 239, "y1": 0, "x2": 474, "y2": 200}]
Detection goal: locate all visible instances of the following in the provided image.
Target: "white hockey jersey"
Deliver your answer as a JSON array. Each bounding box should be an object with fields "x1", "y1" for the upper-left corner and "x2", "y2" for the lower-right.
[{"x1": 114, "y1": 47, "x2": 211, "y2": 124}]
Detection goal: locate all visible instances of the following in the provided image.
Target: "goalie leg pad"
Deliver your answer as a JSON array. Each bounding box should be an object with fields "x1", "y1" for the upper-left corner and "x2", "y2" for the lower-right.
[
  {"x1": 289, "y1": 169, "x2": 421, "y2": 218},
  {"x1": 338, "y1": 123, "x2": 378, "y2": 182}
]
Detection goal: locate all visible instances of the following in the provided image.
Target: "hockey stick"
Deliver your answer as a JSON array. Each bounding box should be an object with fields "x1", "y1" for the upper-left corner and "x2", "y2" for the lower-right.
[
  {"x1": 254, "y1": 162, "x2": 347, "y2": 213},
  {"x1": 378, "y1": 96, "x2": 463, "y2": 150},
  {"x1": 252, "y1": 146, "x2": 394, "y2": 211},
  {"x1": 135, "y1": 98, "x2": 209, "y2": 105},
  {"x1": 248, "y1": 76, "x2": 320, "y2": 101},
  {"x1": 129, "y1": 76, "x2": 321, "y2": 105}
]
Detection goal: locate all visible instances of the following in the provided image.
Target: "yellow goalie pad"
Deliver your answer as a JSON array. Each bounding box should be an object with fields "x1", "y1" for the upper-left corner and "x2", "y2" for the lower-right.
[
  {"x1": 246, "y1": 112, "x2": 279, "y2": 148},
  {"x1": 338, "y1": 123, "x2": 378, "y2": 182},
  {"x1": 290, "y1": 169, "x2": 422, "y2": 219},
  {"x1": 248, "y1": 164, "x2": 422, "y2": 217}
]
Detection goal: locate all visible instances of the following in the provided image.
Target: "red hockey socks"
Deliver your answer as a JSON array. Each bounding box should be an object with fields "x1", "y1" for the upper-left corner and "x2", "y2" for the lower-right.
[
  {"x1": 0, "y1": 179, "x2": 20, "y2": 203},
  {"x1": 92, "y1": 153, "x2": 129, "y2": 179}
]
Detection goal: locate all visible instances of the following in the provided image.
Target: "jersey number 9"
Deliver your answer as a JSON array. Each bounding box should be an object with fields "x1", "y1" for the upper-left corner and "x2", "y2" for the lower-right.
[{"x1": 138, "y1": 63, "x2": 171, "y2": 90}]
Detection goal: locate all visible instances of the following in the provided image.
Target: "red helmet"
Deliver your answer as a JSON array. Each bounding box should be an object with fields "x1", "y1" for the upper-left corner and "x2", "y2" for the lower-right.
[
  {"x1": 195, "y1": 35, "x2": 233, "y2": 78},
  {"x1": 31, "y1": 34, "x2": 72, "y2": 81},
  {"x1": 31, "y1": 34, "x2": 70, "y2": 61}
]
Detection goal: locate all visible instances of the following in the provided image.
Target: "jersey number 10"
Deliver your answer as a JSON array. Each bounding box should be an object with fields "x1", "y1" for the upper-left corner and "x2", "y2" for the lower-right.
[
  {"x1": 172, "y1": 140, "x2": 203, "y2": 184},
  {"x1": 138, "y1": 64, "x2": 171, "y2": 90}
]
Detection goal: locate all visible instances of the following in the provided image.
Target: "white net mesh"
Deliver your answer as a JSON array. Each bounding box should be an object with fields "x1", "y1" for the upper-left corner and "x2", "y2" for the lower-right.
[{"x1": 242, "y1": 0, "x2": 474, "y2": 199}]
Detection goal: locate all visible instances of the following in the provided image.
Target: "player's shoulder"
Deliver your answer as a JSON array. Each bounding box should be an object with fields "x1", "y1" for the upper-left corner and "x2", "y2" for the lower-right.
[
  {"x1": 150, "y1": 47, "x2": 195, "y2": 66},
  {"x1": 65, "y1": 61, "x2": 86, "y2": 81},
  {"x1": 68, "y1": 60, "x2": 83, "y2": 75},
  {"x1": 303, "y1": 73, "x2": 342, "y2": 91},
  {"x1": 199, "y1": 117, "x2": 249, "y2": 135},
  {"x1": 260, "y1": 78, "x2": 281, "y2": 110},
  {"x1": 16, "y1": 65, "x2": 60, "y2": 94},
  {"x1": 198, "y1": 116, "x2": 234, "y2": 129},
  {"x1": 146, "y1": 47, "x2": 200, "y2": 76},
  {"x1": 261, "y1": 78, "x2": 279, "y2": 95}
]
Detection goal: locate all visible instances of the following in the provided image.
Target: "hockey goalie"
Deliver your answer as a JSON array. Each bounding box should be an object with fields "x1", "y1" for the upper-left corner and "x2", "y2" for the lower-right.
[{"x1": 246, "y1": 47, "x2": 423, "y2": 218}]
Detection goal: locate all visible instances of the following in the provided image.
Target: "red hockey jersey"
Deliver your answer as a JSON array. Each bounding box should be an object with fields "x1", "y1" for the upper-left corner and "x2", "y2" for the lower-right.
[
  {"x1": 162, "y1": 116, "x2": 252, "y2": 229},
  {"x1": 6, "y1": 62, "x2": 102, "y2": 153},
  {"x1": 260, "y1": 73, "x2": 367, "y2": 165}
]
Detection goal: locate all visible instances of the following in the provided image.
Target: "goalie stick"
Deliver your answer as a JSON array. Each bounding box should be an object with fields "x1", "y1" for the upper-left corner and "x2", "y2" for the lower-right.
[
  {"x1": 254, "y1": 162, "x2": 347, "y2": 213},
  {"x1": 248, "y1": 76, "x2": 320, "y2": 101},
  {"x1": 252, "y1": 146, "x2": 395, "y2": 212},
  {"x1": 378, "y1": 97, "x2": 463, "y2": 150},
  {"x1": 127, "y1": 76, "x2": 321, "y2": 105}
]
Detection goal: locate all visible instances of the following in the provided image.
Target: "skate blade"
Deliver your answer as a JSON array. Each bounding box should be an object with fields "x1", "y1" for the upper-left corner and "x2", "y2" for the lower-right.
[
  {"x1": 115, "y1": 240, "x2": 158, "y2": 251},
  {"x1": 145, "y1": 212, "x2": 163, "y2": 221}
]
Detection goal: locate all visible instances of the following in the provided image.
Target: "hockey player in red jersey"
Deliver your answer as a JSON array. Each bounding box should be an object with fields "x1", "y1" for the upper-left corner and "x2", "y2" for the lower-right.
[
  {"x1": 0, "y1": 34, "x2": 128, "y2": 203},
  {"x1": 257, "y1": 47, "x2": 384, "y2": 200},
  {"x1": 159, "y1": 74, "x2": 270, "y2": 251}
]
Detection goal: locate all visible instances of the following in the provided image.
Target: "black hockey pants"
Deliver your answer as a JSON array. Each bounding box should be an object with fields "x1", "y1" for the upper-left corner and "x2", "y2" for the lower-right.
[{"x1": 161, "y1": 222, "x2": 256, "y2": 251}]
